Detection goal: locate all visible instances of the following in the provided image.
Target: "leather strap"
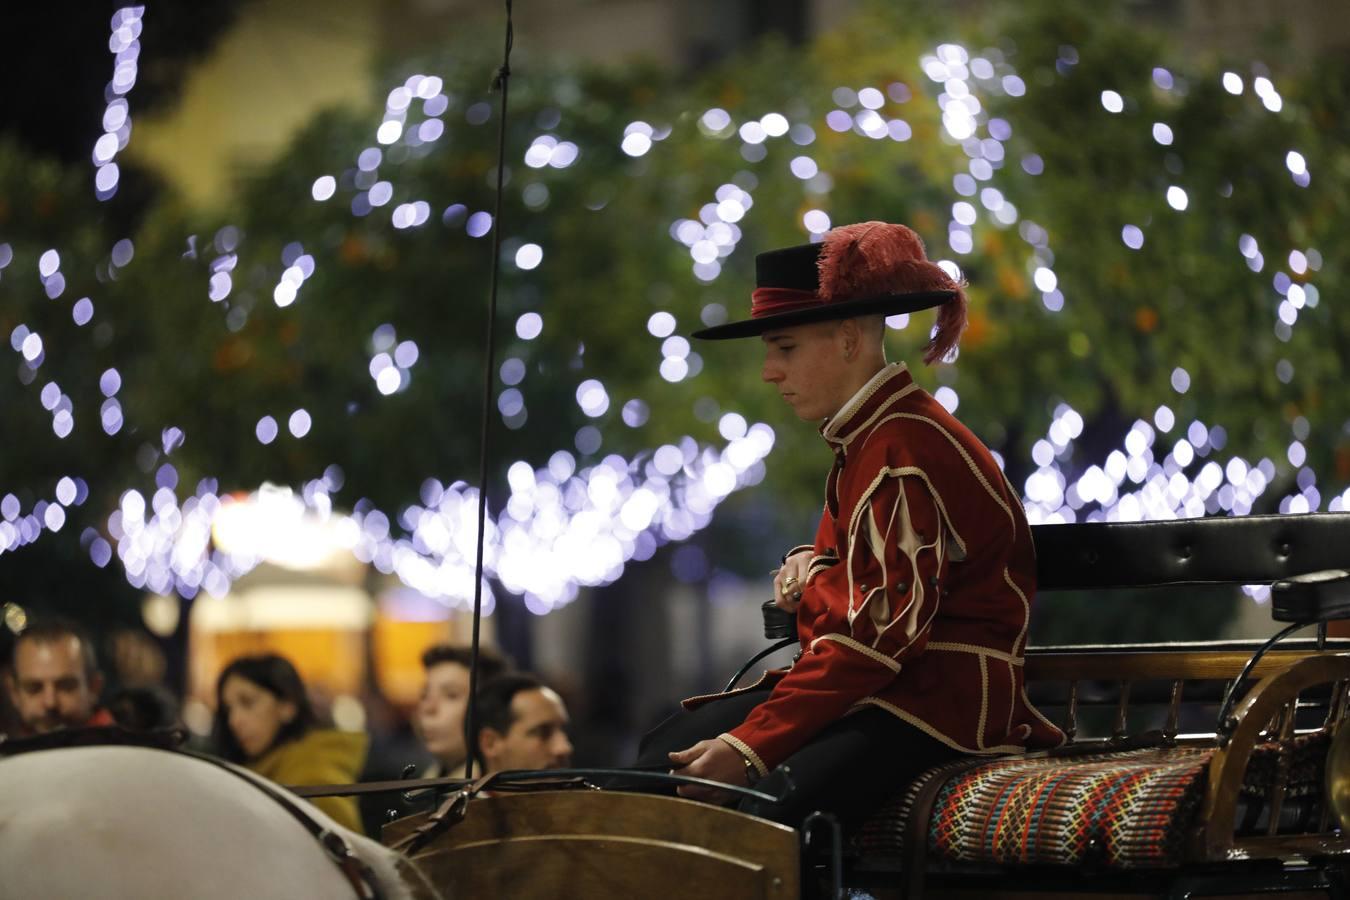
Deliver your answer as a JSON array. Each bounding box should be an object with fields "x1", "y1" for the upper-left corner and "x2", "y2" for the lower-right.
[
  {"x1": 388, "y1": 770, "x2": 499, "y2": 857},
  {"x1": 0, "y1": 724, "x2": 187, "y2": 756},
  {"x1": 175, "y1": 748, "x2": 388, "y2": 900},
  {"x1": 290, "y1": 774, "x2": 470, "y2": 799},
  {"x1": 387, "y1": 770, "x2": 596, "y2": 857}
]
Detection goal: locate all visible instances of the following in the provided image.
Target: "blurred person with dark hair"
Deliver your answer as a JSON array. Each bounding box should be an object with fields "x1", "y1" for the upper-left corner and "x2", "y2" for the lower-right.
[
  {"x1": 107, "y1": 627, "x2": 169, "y2": 689},
  {"x1": 359, "y1": 644, "x2": 515, "y2": 828},
  {"x1": 472, "y1": 673, "x2": 572, "y2": 777},
  {"x1": 415, "y1": 643, "x2": 513, "y2": 778},
  {"x1": 4, "y1": 617, "x2": 112, "y2": 738},
  {"x1": 107, "y1": 684, "x2": 181, "y2": 732},
  {"x1": 213, "y1": 654, "x2": 366, "y2": 832}
]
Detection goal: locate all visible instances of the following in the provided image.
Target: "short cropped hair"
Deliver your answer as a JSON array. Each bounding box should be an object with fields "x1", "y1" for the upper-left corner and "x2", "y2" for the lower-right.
[
  {"x1": 108, "y1": 685, "x2": 181, "y2": 732},
  {"x1": 470, "y1": 672, "x2": 547, "y2": 768},
  {"x1": 14, "y1": 617, "x2": 100, "y2": 679},
  {"x1": 420, "y1": 643, "x2": 513, "y2": 682},
  {"x1": 859, "y1": 313, "x2": 888, "y2": 344}
]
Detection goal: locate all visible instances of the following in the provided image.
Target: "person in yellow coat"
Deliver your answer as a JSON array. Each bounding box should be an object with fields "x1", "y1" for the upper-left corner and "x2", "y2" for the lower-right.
[{"x1": 212, "y1": 654, "x2": 366, "y2": 833}]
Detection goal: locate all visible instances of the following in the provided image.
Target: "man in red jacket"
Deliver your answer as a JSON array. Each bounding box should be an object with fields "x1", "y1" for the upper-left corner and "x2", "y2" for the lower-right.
[{"x1": 640, "y1": 221, "x2": 1062, "y2": 826}]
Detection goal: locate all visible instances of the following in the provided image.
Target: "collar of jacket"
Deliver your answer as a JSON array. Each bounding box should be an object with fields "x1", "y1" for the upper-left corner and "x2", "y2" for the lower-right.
[
  {"x1": 249, "y1": 728, "x2": 369, "y2": 783},
  {"x1": 820, "y1": 362, "x2": 914, "y2": 456}
]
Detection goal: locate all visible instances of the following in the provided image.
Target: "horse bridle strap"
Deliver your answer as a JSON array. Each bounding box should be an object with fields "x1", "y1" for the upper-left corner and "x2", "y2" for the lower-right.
[
  {"x1": 0, "y1": 724, "x2": 187, "y2": 756},
  {"x1": 388, "y1": 769, "x2": 509, "y2": 857},
  {"x1": 290, "y1": 772, "x2": 471, "y2": 798},
  {"x1": 385, "y1": 769, "x2": 595, "y2": 858},
  {"x1": 178, "y1": 748, "x2": 388, "y2": 900}
]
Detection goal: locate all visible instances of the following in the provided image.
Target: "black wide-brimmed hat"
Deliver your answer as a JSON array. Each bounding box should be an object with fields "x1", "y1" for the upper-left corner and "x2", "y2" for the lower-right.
[{"x1": 691, "y1": 221, "x2": 968, "y2": 364}]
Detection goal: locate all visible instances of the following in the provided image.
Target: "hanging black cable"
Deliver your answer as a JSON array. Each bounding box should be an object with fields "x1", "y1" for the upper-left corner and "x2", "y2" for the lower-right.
[{"x1": 463, "y1": 0, "x2": 514, "y2": 781}]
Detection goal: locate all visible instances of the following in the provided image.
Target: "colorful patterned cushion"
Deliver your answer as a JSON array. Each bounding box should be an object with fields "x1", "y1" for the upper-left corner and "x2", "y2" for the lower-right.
[
  {"x1": 852, "y1": 745, "x2": 1215, "y2": 870},
  {"x1": 853, "y1": 735, "x2": 1331, "y2": 870},
  {"x1": 1241, "y1": 730, "x2": 1328, "y2": 799},
  {"x1": 924, "y1": 747, "x2": 1212, "y2": 869},
  {"x1": 1235, "y1": 730, "x2": 1329, "y2": 834}
]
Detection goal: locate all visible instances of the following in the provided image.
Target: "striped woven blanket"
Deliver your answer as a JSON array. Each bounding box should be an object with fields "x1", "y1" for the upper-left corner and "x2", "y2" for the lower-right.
[
  {"x1": 853, "y1": 734, "x2": 1328, "y2": 870},
  {"x1": 926, "y1": 746, "x2": 1211, "y2": 868}
]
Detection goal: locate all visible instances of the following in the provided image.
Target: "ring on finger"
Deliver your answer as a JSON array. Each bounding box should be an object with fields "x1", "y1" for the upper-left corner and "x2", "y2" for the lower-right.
[{"x1": 783, "y1": 575, "x2": 799, "y2": 587}]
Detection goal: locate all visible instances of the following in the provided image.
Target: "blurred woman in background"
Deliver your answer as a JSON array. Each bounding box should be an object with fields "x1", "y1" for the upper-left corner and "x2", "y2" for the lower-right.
[{"x1": 213, "y1": 654, "x2": 366, "y2": 832}]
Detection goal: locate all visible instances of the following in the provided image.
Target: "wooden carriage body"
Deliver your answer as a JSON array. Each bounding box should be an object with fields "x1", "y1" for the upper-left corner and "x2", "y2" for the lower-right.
[{"x1": 387, "y1": 512, "x2": 1350, "y2": 899}]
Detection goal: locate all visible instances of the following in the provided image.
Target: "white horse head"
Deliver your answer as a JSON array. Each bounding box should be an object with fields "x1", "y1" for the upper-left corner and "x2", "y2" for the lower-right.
[{"x1": 0, "y1": 744, "x2": 442, "y2": 900}]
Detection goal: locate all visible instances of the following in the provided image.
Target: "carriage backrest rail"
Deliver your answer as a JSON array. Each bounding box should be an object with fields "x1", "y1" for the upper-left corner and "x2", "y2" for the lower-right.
[{"x1": 1029, "y1": 512, "x2": 1350, "y2": 591}]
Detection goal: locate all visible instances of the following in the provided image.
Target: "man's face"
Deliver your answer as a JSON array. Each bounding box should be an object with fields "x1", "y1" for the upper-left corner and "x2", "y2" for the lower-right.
[
  {"x1": 7, "y1": 637, "x2": 102, "y2": 734},
  {"x1": 416, "y1": 662, "x2": 470, "y2": 767},
  {"x1": 481, "y1": 687, "x2": 573, "y2": 774},
  {"x1": 760, "y1": 321, "x2": 853, "y2": 421}
]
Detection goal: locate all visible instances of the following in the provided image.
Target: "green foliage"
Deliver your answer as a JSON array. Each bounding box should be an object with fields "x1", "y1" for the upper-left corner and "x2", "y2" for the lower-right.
[
  {"x1": 967, "y1": 1, "x2": 1350, "y2": 481},
  {"x1": 2, "y1": 0, "x2": 1348, "y2": 600}
]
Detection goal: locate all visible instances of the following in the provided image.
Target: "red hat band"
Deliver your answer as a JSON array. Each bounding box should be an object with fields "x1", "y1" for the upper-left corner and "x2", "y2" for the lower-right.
[{"x1": 749, "y1": 287, "x2": 823, "y2": 319}]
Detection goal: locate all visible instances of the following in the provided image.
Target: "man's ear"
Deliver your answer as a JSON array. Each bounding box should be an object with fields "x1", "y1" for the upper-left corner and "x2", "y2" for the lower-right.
[
  {"x1": 837, "y1": 318, "x2": 862, "y2": 358},
  {"x1": 88, "y1": 671, "x2": 105, "y2": 699},
  {"x1": 478, "y1": 727, "x2": 504, "y2": 766},
  {"x1": 4, "y1": 670, "x2": 16, "y2": 705}
]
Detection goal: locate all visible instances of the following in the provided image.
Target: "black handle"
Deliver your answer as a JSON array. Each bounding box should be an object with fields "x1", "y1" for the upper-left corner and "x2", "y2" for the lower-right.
[{"x1": 762, "y1": 600, "x2": 798, "y2": 639}]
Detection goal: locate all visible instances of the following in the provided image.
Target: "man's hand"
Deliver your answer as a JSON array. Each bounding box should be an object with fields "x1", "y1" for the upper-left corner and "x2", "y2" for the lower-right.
[
  {"x1": 772, "y1": 550, "x2": 811, "y2": 614},
  {"x1": 668, "y1": 739, "x2": 750, "y2": 802}
]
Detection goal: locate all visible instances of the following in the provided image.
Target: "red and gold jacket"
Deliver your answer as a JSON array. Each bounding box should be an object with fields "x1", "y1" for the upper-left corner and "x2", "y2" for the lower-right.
[{"x1": 706, "y1": 364, "x2": 1064, "y2": 776}]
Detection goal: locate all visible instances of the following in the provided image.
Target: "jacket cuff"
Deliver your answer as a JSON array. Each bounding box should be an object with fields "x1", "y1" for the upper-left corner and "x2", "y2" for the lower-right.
[
  {"x1": 716, "y1": 732, "x2": 769, "y2": 779},
  {"x1": 781, "y1": 544, "x2": 814, "y2": 565}
]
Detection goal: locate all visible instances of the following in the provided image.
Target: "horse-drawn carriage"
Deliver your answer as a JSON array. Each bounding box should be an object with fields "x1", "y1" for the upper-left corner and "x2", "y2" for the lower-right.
[
  {"x1": 5, "y1": 511, "x2": 1349, "y2": 899},
  {"x1": 379, "y1": 511, "x2": 1350, "y2": 899}
]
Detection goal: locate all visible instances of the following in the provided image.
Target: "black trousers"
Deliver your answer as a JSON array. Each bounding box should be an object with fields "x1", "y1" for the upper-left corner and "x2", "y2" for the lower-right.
[{"x1": 634, "y1": 683, "x2": 963, "y2": 829}]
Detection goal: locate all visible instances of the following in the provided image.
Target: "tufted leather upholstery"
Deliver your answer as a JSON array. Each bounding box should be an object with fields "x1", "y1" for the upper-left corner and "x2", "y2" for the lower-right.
[{"x1": 1031, "y1": 512, "x2": 1350, "y2": 591}]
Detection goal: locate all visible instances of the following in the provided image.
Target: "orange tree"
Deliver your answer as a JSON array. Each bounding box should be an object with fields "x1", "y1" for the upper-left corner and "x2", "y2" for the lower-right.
[{"x1": 2, "y1": 1, "x2": 1347, "y2": 626}]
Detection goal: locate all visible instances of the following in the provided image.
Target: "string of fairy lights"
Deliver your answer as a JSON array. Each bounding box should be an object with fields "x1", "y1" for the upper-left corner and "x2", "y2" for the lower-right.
[
  {"x1": 92, "y1": 5, "x2": 144, "y2": 200},
  {"x1": 0, "y1": 9, "x2": 1341, "y2": 612}
]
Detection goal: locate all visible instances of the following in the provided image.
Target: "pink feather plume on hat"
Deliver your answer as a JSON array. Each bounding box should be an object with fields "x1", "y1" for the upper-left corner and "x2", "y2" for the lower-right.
[{"x1": 816, "y1": 221, "x2": 969, "y2": 365}]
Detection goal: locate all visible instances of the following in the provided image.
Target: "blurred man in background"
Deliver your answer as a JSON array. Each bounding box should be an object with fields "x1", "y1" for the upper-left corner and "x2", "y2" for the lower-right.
[
  {"x1": 473, "y1": 673, "x2": 573, "y2": 776},
  {"x1": 4, "y1": 618, "x2": 112, "y2": 738}
]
